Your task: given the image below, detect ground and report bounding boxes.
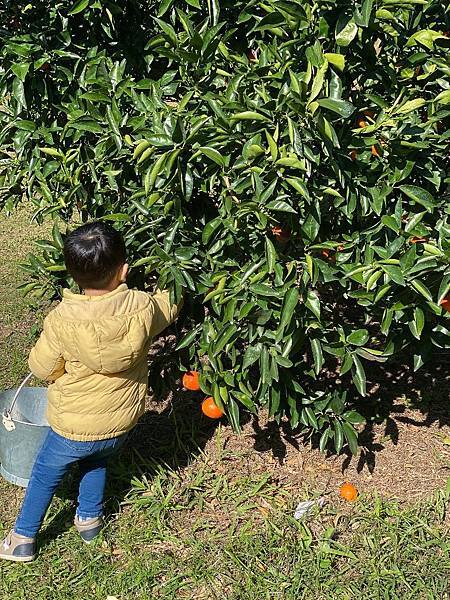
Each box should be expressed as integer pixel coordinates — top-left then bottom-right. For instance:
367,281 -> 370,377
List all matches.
0,208 -> 449,599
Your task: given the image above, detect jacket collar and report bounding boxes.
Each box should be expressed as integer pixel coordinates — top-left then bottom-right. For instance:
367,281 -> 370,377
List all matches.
62,283 -> 129,302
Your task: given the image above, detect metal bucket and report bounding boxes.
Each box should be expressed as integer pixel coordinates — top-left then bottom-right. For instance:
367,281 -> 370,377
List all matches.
0,374 -> 50,487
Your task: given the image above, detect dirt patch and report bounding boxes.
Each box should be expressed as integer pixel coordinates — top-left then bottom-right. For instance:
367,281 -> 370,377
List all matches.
128,350 -> 450,506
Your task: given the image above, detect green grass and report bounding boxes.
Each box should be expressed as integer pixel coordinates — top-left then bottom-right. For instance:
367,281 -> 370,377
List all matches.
0,207 -> 48,390
1,454 -> 449,600
0,208 -> 449,599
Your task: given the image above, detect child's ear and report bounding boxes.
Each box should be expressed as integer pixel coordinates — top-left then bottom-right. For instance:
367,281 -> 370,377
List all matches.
120,263 -> 129,283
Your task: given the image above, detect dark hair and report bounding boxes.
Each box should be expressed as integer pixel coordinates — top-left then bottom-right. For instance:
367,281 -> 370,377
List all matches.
63,221 -> 126,290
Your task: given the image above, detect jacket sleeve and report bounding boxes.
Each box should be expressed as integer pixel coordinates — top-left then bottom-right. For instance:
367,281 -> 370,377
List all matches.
146,288 -> 183,338
28,313 -> 66,382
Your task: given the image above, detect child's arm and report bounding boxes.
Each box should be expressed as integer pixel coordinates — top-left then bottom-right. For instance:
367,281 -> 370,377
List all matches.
28,313 -> 66,382
147,288 -> 183,337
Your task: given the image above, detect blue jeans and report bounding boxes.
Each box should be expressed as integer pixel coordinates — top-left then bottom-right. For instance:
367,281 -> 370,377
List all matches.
15,429 -> 127,538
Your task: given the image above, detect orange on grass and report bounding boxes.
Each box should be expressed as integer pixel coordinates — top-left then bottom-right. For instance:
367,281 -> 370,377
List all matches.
440,296 -> 450,313
271,225 -> 291,242
201,397 -> 224,419
182,370 -> 200,391
339,482 -> 358,502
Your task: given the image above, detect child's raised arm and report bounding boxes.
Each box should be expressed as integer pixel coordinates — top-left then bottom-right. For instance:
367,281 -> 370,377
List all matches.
146,288 -> 183,338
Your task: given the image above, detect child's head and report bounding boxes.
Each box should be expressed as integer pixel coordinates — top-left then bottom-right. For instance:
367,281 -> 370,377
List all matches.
64,222 -> 127,291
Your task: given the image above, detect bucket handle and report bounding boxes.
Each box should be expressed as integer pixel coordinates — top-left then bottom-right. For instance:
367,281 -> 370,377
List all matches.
2,373 -> 33,432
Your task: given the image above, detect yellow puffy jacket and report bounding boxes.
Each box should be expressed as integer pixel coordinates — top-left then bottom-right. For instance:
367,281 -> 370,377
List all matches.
28,284 -> 181,441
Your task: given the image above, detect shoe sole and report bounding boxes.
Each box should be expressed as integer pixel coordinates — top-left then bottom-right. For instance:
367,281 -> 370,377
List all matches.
0,553 -> 36,562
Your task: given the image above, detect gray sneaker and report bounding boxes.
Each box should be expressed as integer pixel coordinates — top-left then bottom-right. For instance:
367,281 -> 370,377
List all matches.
74,515 -> 103,544
0,531 -> 36,562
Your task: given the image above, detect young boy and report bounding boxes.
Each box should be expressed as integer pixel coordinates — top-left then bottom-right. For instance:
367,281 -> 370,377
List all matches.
1,221 -> 181,562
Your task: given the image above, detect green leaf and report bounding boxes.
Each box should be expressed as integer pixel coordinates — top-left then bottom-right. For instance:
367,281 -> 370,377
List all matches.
317,98 -> 355,118
202,217 -> 222,244
342,422 -> 359,455
265,236 -> 277,273
308,61 -> 328,103
305,406 -> 319,430
399,185 -> 436,211
11,62 -> 30,82
198,146 -> 225,167
410,279 -> 433,302
243,345 -> 261,369
213,323 -> 238,355
334,420 -> 344,453
352,354 -> 367,396
395,98 -> 426,115
323,53 -> 345,71
342,411 -> 365,425
414,307 -> 425,338
175,326 -> 200,350
336,18 -> 358,47
266,200 -> 296,213
69,0 -> 90,15
277,288 -> 299,338
305,289 -> 321,320
381,265 -> 405,286
158,0 -> 174,16
231,111 -> 269,122
347,329 -> 369,346
311,338 -> 324,374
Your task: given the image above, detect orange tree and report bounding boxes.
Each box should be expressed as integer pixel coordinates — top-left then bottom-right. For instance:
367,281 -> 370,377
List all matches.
1,0 -> 449,453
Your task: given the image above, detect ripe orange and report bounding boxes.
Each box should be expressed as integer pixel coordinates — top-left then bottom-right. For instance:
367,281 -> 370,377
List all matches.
321,249 -> 336,263
339,482 -> 358,501
440,296 -> 450,313
182,371 -> 200,391
356,116 -> 367,128
349,150 -> 358,161
201,397 -> 224,419
272,226 -> 291,242
371,144 -> 381,157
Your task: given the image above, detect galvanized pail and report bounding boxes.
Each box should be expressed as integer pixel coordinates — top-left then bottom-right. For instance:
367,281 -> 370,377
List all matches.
0,374 -> 50,487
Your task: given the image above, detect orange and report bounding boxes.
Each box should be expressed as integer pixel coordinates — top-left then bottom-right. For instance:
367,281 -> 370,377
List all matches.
321,249 -> 336,263
182,371 -> 200,391
409,236 -> 427,244
349,150 -> 358,161
440,296 -> 450,313
356,116 -> 367,128
371,144 -> 381,157
339,482 -> 358,501
201,397 -> 224,419
271,226 -> 291,242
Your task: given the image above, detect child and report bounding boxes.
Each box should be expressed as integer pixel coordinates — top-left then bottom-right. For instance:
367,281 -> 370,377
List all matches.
1,221 -> 181,562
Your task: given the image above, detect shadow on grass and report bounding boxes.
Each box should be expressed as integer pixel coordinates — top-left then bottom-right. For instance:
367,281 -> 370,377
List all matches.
38,349 -> 449,545
246,353 -> 449,475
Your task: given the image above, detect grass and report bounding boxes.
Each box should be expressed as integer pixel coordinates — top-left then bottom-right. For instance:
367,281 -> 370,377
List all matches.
0,207 -> 449,599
